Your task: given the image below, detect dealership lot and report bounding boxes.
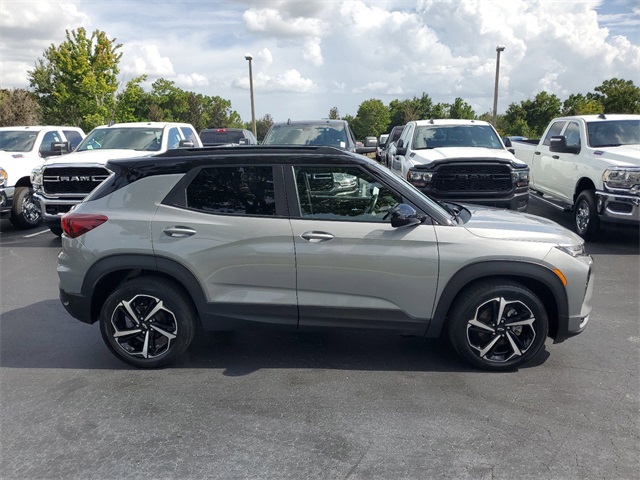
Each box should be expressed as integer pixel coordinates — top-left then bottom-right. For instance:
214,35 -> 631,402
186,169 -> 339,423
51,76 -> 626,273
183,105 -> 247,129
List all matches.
1,198 -> 638,479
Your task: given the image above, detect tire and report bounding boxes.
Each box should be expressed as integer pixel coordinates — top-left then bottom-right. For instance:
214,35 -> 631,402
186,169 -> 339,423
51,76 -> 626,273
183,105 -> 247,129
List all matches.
447,280 -> 548,371
574,190 -> 600,241
99,277 -> 197,368
49,225 -> 63,236
9,186 -> 41,229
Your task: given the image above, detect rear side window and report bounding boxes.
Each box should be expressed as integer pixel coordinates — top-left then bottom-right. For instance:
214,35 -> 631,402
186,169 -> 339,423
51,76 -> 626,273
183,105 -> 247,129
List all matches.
186,166 -> 276,216
63,130 -> 83,149
180,127 -> 198,144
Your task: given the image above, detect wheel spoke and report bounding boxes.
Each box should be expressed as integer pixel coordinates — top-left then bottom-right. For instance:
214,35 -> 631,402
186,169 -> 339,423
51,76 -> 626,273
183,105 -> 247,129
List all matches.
504,331 -> 523,357
505,317 -> 535,327
120,300 -> 141,326
141,331 -> 150,359
479,335 -> 502,358
468,318 -> 495,333
142,300 -> 165,323
113,328 -> 142,338
496,297 -> 508,323
150,324 -> 176,340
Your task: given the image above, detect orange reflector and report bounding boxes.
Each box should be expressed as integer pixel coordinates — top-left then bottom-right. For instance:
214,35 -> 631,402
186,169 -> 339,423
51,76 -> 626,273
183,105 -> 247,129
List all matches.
553,268 -> 567,287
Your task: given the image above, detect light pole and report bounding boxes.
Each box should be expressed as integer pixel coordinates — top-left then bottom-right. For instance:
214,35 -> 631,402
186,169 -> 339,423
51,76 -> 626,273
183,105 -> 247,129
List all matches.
245,53 -> 256,138
492,45 -> 505,127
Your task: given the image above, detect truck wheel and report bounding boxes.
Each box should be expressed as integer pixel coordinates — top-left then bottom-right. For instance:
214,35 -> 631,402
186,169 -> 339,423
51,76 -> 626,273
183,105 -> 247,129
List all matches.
99,277 -> 197,368
49,225 -> 63,236
574,190 -> 599,240
9,186 -> 41,229
447,280 -> 548,371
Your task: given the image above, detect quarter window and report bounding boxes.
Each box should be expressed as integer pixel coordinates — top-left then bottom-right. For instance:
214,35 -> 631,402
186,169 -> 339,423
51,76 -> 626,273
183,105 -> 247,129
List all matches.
186,166 -> 276,216
294,165 -> 401,222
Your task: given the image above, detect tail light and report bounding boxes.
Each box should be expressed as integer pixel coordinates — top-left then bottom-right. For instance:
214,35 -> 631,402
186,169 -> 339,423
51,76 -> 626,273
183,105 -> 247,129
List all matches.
61,213 -> 108,238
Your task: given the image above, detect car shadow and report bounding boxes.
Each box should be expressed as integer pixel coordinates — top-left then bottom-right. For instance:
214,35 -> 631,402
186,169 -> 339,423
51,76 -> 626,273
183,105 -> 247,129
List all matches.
0,300 -> 549,374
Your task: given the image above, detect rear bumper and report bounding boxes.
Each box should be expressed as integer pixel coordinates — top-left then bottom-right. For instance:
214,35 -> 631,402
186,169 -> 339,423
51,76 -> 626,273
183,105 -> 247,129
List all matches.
59,288 -> 94,324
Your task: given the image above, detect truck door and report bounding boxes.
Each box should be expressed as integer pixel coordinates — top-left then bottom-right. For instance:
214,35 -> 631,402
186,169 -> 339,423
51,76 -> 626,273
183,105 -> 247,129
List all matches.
551,121 -> 583,201
391,124 -> 413,179
534,121 -> 566,197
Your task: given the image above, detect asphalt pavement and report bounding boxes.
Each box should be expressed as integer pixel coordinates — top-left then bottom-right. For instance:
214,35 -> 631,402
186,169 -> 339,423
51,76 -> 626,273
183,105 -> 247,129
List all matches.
1,199 -> 638,479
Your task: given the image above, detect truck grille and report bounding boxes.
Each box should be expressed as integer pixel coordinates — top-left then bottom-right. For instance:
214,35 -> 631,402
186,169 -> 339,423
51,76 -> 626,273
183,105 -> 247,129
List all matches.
433,165 -> 512,193
42,167 -> 111,195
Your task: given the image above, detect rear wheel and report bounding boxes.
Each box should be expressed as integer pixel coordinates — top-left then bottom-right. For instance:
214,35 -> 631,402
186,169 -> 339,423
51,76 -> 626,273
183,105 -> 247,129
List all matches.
49,225 -> 63,236
448,280 -> 548,371
574,190 -> 600,240
9,186 -> 41,229
99,277 -> 197,368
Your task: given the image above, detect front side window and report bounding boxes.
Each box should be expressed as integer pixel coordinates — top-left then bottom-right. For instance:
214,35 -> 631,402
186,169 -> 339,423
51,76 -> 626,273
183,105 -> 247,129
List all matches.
180,127 -> 198,144
38,131 -> 62,154
186,166 -> 276,216
564,122 -> 581,149
294,165 -> 401,222
542,122 -> 566,146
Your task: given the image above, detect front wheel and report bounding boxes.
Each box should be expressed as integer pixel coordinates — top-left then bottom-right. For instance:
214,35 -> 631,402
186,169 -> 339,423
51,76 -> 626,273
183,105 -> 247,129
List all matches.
448,280 -> 548,371
99,277 -> 197,368
574,190 -> 600,240
9,186 -> 41,229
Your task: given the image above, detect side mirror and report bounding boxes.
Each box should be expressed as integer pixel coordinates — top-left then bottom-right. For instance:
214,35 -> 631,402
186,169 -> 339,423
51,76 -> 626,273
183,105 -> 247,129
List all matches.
50,141 -> 71,155
389,203 -> 422,228
364,136 -> 378,148
179,139 -> 195,148
238,138 -> 250,145
549,135 -> 580,154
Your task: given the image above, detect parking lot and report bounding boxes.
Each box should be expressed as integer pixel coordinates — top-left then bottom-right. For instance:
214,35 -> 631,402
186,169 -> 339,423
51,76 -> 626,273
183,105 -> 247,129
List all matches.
1,198 -> 638,479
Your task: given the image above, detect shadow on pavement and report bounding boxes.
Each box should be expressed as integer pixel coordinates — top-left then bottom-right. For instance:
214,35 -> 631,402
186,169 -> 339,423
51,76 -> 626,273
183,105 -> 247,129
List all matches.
1,300 -> 550,374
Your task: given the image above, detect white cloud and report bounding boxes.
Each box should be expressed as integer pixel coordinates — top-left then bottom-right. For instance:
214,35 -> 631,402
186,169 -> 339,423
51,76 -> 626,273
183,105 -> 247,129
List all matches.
120,43 -> 175,77
175,73 -> 209,88
302,38 -> 323,66
243,8 -> 326,37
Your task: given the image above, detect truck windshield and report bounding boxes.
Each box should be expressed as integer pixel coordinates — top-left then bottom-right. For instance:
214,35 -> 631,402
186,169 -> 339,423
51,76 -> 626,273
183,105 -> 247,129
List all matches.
77,128 -> 164,151
587,120 -> 640,148
0,131 -> 38,152
412,125 -> 503,150
264,124 -> 347,148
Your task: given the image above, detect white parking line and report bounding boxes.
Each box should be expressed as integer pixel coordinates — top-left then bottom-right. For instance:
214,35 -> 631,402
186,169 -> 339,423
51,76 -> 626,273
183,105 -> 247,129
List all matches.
23,229 -> 50,238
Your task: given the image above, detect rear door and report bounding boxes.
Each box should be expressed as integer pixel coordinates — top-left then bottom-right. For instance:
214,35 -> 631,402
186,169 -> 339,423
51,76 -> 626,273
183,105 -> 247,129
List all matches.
286,162 -> 439,333
152,164 -> 298,327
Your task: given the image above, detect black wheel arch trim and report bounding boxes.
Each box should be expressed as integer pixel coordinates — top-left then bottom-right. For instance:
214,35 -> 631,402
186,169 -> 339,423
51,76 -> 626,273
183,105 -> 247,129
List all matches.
80,254 -> 208,325
426,260 -> 569,340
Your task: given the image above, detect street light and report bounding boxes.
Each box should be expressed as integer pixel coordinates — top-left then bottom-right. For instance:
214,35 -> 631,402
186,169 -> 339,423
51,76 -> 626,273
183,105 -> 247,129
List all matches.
244,53 -> 256,138
492,44 -> 506,127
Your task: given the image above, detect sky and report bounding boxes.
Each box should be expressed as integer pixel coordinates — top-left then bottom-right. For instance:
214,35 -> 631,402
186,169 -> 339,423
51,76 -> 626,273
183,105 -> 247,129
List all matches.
1,0 -> 639,125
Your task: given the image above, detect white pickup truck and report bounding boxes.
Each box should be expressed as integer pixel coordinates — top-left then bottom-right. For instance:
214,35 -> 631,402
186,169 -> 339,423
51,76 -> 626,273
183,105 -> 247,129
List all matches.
511,114 -> 640,239
0,125 -> 85,229
390,119 -> 530,211
31,121 -> 202,235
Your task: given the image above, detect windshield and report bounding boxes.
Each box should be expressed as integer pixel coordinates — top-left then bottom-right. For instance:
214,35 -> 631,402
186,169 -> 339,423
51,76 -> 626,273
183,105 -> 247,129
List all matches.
412,125 -> 503,150
587,120 -> 640,148
77,127 -> 164,152
0,131 -> 38,152
264,124 -> 348,148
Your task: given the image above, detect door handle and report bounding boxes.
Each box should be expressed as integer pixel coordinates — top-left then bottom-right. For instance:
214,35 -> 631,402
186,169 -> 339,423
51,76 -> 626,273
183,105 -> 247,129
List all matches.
534,151 -> 541,155
552,155 -> 559,159
301,231 -> 334,243
163,226 -> 196,238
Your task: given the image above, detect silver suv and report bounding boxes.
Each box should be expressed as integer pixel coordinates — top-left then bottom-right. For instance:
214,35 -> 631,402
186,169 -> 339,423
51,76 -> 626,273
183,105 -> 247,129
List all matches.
58,146 -> 594,371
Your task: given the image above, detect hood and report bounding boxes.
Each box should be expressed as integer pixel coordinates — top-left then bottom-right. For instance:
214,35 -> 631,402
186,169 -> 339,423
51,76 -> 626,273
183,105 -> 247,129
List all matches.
412,147 -> 525,166
41,149 -> 155,167
462,204 -> 583,245
591,145 -> 640,167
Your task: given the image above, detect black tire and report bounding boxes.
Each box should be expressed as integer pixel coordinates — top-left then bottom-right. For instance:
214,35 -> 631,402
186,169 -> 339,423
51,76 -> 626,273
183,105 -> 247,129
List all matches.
9,186 -> 41,229
49,225 -> 63,236
574,190 -> 600,241
99,277 -> 197,368
447,280 -> 548,371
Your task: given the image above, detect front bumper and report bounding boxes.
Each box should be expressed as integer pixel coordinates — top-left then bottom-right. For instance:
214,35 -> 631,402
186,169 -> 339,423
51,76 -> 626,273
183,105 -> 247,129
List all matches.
596,189 -> 640,226
0,186 -> 15,216
34,192 -> 82,225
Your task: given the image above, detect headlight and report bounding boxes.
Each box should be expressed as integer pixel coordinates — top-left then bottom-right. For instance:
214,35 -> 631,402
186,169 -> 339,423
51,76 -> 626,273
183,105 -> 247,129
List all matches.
603,167 -> 640,191
407,170 -> 433,187
30,167 -> 43,187
511,169 -> 529,187
555,243 -> 586,257
0,168 -> 7,188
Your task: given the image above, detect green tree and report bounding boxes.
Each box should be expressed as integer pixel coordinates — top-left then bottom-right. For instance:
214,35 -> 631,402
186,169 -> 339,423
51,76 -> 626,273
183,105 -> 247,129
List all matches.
593,78 -> 640,113
115,75 -> 151,123
28,28 -> 122,131
502,91 -> 561,137
449,98 -> 475,119
255,113 -> 274,142
328,107 -> 340,119
562,93 -> 602,116
0,89 -> 42,126
351,98 -> 390,138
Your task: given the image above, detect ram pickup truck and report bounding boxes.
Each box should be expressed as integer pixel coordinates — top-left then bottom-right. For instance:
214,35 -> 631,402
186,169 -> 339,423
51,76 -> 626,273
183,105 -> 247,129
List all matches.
390,119 -> 530,211
32,121 -> 201,235
0,125 -> 85,229
511,114 -> 640,239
